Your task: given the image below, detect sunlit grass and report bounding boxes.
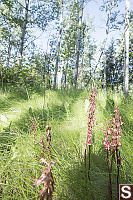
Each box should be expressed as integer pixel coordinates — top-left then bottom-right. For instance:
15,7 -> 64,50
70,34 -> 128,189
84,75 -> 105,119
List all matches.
0,87 -> 132,199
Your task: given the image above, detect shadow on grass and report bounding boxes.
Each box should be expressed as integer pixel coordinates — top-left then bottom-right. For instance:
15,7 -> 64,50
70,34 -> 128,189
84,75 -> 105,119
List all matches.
55,146 -> 127,200
0,88 -> 85,157
55,88 -> 85,103
0,83 -> 45,112
14,104 -> 67,132
105,95 -> 115,114
0,86 -> 84,113
119,96 -> 133,132
0,89 -> 85,199
0,126 -> 16,155
117,96 -> 133,183
0,103 -> 67,155
0,87 -> 30,112
8,89 -> 84,133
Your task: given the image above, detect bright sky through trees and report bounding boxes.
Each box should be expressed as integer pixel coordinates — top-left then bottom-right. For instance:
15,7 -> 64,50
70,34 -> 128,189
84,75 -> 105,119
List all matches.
34,0 -> 133,52
0,1 -> 133,197
84,0 -> 133,45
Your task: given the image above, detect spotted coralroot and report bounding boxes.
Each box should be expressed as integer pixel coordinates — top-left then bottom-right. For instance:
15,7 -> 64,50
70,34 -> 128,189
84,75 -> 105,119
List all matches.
103,105 -> 123,154
30,117 -> 40,132
34,158 -> 55,200
102,105 -> 123,200
40,137 -> 45,154
34,129 -> 54,200
86,89 -> 97,146
46,125 -> 52,158
46,125 -> 51,146
30,117 -> 40,143
40,125 -> 52,156
84,88 -> 97,178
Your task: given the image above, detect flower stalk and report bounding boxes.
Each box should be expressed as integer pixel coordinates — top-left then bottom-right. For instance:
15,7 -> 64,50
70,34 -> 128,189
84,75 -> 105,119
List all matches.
46,125 -> 52,158
30,116 -> 40,144
84,88 -> 97,179
34,159 -> 55,200
34,125 -> 54,200
102,105 -> 123,200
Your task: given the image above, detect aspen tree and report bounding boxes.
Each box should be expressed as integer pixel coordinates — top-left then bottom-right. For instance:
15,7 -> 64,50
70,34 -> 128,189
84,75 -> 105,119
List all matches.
74,0 -> 84,88
18,0 -> 30,67
123,0 -> 130,97
53,0 -> 63,89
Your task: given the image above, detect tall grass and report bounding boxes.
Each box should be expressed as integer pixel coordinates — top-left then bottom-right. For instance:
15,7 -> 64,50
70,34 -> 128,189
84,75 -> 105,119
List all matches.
0,86 -> 132,199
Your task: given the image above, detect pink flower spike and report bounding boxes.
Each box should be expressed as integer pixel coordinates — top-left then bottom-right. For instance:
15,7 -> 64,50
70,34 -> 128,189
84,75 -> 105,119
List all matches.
105,134 -> 108,141
40,137 -> 45,146
107,129 -> 110,134
40,158 -> 48,165
34,179 -> 42,187
112,133 -> 115,139
87,138 -> 92,145
111,139 -> 115,147
115,140 -> 118,147
118,139 -> 122,146
105,141 -> 110,150
103,139 -> 106,145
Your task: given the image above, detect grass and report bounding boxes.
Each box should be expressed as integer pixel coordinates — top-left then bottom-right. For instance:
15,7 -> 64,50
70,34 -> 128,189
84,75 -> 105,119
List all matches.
0,85 -> 133,199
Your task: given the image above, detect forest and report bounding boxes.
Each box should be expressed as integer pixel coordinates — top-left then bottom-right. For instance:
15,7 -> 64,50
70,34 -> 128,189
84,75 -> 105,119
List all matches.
0,0 -> 133,199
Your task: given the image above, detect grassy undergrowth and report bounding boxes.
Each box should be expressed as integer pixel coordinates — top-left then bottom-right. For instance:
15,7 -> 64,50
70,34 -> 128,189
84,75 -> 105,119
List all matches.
0,86 -> 133,199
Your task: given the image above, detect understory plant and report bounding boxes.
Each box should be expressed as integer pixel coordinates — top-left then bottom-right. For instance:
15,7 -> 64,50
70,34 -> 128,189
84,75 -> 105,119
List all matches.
30,116 -> 40,144
84,88 -> 97,179
34,125 -> 55,200
34,158 -> 55,200
46,125 -> 52,158
102,106 -> 123,200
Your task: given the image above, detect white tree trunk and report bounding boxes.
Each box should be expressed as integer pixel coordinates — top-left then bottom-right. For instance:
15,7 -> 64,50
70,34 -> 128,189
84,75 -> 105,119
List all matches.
18,0 -> 29,67
53,0 -> 63,89
6,31 -> 12,69
103,6 -> 111,90
123,0 -> 130,97
74,0 -> 84,88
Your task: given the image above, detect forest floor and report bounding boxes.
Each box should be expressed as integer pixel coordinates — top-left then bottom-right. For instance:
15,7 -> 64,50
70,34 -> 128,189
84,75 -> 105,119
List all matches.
0,85 -> 133,200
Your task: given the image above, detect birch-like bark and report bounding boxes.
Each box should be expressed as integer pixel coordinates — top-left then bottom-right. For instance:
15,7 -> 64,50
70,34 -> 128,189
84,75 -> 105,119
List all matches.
18,0 -> 29,67
64,56 -> 69,89
103,7 -> 110,90
74,0 -> 84,88
64,33 -> 70,89
1,68 -> 4,89
6,32 -> 12,69
46,61 -> 50,89
123,0 -> 130,98
53,0 -> 63,89
43,55 -> 46,110
63,12 -> 71,89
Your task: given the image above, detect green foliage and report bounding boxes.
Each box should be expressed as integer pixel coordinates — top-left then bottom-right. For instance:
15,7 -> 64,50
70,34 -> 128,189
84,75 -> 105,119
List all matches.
0,87 -> 132,199
0,0 -> 133,198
